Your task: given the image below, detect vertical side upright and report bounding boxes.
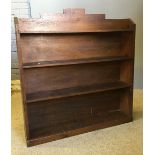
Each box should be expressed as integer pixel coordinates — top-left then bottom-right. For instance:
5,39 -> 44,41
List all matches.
14,17 -> 30,143
120,24 -> 136,119
129,24 -> 136,119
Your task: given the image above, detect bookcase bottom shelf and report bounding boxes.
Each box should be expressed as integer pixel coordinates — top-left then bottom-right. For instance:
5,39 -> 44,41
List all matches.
26,87 -> 132,146
27,110 -> 131,146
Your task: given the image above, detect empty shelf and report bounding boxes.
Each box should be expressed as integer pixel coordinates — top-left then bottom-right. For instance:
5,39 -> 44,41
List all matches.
23,56 -> 132,69
26,81 -> 131,103
28,110 -> 131,146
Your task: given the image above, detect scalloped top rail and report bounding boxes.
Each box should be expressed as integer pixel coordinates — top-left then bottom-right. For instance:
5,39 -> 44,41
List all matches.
14,9 -> 135,33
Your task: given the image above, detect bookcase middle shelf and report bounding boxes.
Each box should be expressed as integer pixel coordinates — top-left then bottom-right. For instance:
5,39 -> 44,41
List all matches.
26,81 -> 131,103
22,56 -> 133,69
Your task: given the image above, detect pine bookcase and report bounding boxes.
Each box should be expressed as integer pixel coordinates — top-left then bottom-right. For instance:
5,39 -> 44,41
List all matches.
15,8 -> 136,146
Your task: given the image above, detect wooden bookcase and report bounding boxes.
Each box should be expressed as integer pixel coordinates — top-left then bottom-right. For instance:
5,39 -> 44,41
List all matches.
14,8 -> 136,146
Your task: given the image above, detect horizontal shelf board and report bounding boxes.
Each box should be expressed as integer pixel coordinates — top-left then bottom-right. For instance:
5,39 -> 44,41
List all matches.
20,29 -> 134,34
23,56 -> 132,69
26,81 -> 131,103
28,110 -> 131,146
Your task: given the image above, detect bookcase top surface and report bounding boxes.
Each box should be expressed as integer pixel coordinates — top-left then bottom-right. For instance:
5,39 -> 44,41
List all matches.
14,8 -> 135,33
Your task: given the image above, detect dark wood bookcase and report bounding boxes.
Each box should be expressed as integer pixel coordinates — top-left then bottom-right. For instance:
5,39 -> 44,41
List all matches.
15,8 -> 136,146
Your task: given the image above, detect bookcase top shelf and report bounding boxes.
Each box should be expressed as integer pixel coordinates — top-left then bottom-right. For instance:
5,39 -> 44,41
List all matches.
15,15 -> 135,34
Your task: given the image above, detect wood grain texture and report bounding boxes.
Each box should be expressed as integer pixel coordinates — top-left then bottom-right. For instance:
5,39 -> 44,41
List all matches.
14,19 -> 30,140
27,89 -> 131,140
20,32 -> 122,63
22,56 -> 131,68
15,8 -> 135,146
26,81 -> 131,103
27,111 -> 131,146
18,18 -> 135,33
24,62 -> 120,94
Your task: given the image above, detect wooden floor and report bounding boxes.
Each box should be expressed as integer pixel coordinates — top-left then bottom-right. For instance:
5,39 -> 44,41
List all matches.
11,84 -> 142,155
